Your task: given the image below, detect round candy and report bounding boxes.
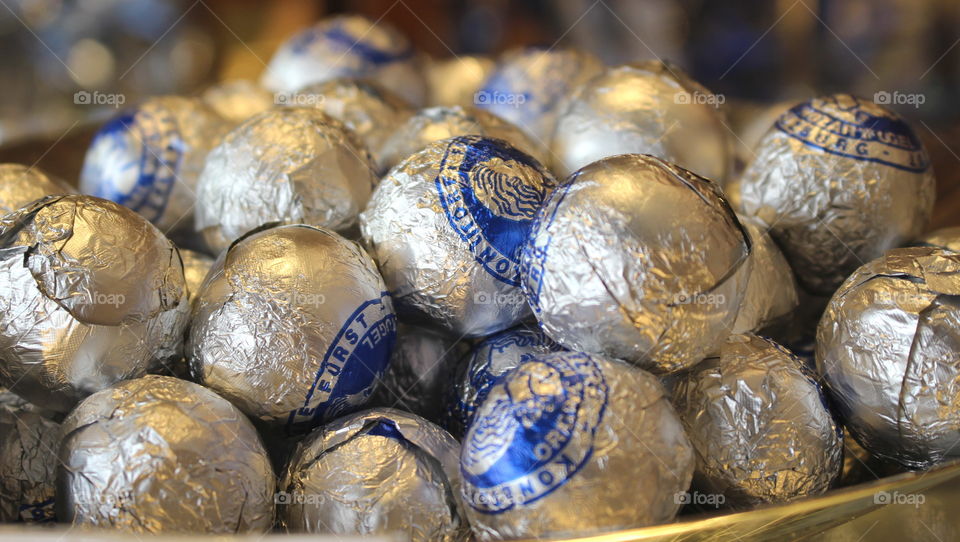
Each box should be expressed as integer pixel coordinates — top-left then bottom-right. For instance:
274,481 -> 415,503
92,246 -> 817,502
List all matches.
671,333 -> 842,508
426,55 -> 495,107
79,96 -> 229,234
739,94 -> 936,295
195,107 -> 377,254
0,163 -> 75,215
551,61 -> 732,181
188,224 -> 396,432
261,14 -> 427,107
0,392 -> 59,522
476,47 -> 603,142
0,195 -> 189,413
521,154 -> 750,373
201,79 -> 275,123
461,351 -> 693,540
279,408 -> 467,541
56,375 -> 275,533
445,325 -> 562,438
916,226 -> 960,252
731,216 -> 799,334
376,105 -> 547,174
361,135 -> 557,337
817,247 -> 960,469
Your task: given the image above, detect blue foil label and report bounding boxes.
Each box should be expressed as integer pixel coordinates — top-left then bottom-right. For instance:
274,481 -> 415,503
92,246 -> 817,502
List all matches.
436,136 -> 555,287
775,95 -> 930,173
461,352 -> 608,514
288,21 -> 412,66
519,177 -> 576,315
287,292 -> 397,431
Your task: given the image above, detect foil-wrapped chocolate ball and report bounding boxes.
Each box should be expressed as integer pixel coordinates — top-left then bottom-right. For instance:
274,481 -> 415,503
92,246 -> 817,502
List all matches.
445,325 -> 562,438
292,78 -> 413,169
0,164 -> 75,215
189,224 -> 396,432
201,79 -> 275,123
261,14 -> 426,107
0,195 -> 189,413
671,333 -> 843,508
361,135 -> 557,337
521,154 -> 750,373
376,105 -> 547,174
739,94 -> 936,295
476,47 -> 604,142
551,61 -> 732,181
461,351 -> 693,540
731,216 -> 799,334
279,408 -> 467,541
916,226 -> 960,252
79,96 -> 229,234
179,248 -> 213,306
817,247 -> 960,469
372,323 -> 467,424
57,375 -> 275,533
194,107 -> 377,253
0,393 -> 59,522
426,55 -> 495,107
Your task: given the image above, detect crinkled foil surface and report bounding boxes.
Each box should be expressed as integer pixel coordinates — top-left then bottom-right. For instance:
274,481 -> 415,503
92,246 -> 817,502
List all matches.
0,390 -> 59,522
426,55 -> 495,108
0,164 -> 76,216
178,248 -> 213,307
731,216 -> 799,334
57,375 -> 275,533
201,79 -> 274,124
817,246 -> 960,468
0,195 -> 188,413
521,154 -> 750,373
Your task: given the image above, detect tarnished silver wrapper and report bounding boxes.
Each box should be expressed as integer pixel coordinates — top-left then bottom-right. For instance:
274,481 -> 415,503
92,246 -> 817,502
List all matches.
376,105 -> 548,175
551,61 -> 732,182
476,47 -> 604,143
731,216 -> 799,334
361,135 -> 557,337
279,407 -> 468,541
445,325 -> 562,438
916,226 -> 960,252
201,79 -> 274,123
292,78 -> 414,170
189,224 -> 396,432
261,14 -> 427,107
817,247 -> 960,469
521,154 -> 750,373
372,324 -> 467,424
739,94 -> 936,295
194,107 -> 377,254
0,164 -> 75,216
179,248 -> 213,307
427,55 -> 496,107
79,96 -> 229,234
461,351 -> 694,540
0,392 -> 59,522
671,333 -> 843,509
0,195 -> 189,413
57,375 -> 275,533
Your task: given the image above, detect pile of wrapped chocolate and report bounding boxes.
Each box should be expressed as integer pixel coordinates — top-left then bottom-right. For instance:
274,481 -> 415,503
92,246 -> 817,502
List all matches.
2,13 -> 959,541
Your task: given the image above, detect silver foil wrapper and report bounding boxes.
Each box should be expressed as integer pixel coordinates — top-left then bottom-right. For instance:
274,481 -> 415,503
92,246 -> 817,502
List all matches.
79,96 -> 229,235
426,55 -> 496,107
279,407 -> 468,541
476,47 -> 604,143
201,79 -> 275,124
739,94 -> 936,295
671,333 -> 843,509
376,105 -> 548,175
731,216 -> 799,334
817,246 -> 960,469
261,14 -> 427,107
0,164 -> 75,216
179,248 -> 213,307
0,392 -> 59,522
194,107 -> 378,254
0,195 -> 189,413
361,135 -> 557,337
461,351 -> 693,540
189,224 -> 397,432
551,61 -> 732,182
57,375 -> 275,533
916,226 -> 960,252
445,325 -> 562,438
372,323 -> 467,424
521,154 -> 750,373
292,78 -> 414,170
